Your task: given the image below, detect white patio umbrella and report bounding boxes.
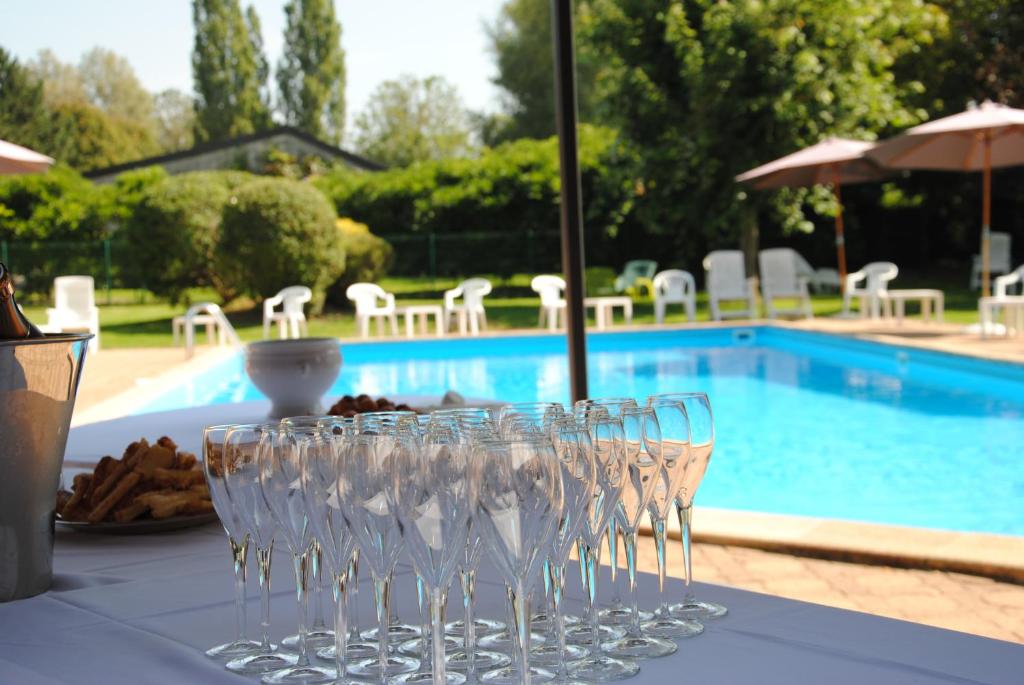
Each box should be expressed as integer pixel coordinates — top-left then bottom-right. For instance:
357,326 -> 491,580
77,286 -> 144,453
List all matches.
869,101 -> 1024,297
736,137 -> 887,290
0,138 -> 54,175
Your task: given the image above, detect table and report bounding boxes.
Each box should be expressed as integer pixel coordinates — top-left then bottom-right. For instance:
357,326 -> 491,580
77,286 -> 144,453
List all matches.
3,404 -> 1022,684
584,296 -> 634,331
979,295 -> 1024,339
396,304 -> 445,338
880,289 -> 944,325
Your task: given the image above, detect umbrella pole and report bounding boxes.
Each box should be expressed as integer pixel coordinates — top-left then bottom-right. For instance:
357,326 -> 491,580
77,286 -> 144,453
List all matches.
551,0 -> 588,402
833,167 -> 848,295
981,131 -> 992,298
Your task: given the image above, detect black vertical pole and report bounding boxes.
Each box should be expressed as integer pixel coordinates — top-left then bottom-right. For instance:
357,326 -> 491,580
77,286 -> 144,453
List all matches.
551,0 -> 588,402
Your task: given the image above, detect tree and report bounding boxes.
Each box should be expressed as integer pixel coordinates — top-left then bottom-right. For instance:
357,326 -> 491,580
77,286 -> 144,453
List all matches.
153,89 -> 197,151
47,101 -> 159,171
580,0 -> 947,268
276,0 -> 347,144
0,48 -> 50,152
28,49 -> 86,107
352,75 -> 472,167
78,47 -> 155,123
191,0 -> 272,142
485,0 -> 599,142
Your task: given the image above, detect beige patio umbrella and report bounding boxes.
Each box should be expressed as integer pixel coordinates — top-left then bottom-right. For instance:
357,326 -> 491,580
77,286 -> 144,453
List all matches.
869,101 -> 1024,297
0,138 -> 54,175
736,137 -> 887,291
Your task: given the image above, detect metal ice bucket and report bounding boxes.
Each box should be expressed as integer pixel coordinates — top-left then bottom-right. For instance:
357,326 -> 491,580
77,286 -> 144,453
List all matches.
0,333 -> 91,602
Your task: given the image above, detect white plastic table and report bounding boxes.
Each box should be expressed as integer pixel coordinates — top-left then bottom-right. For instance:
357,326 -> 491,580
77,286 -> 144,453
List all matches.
979,295 -> 1024,338
1,402 -> 1021,684
396,304 -> 445,338
584,296 -> 634,330
880,289 -> 944,325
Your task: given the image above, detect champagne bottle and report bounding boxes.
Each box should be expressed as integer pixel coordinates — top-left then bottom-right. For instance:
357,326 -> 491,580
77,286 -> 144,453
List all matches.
0,262 -> 44,339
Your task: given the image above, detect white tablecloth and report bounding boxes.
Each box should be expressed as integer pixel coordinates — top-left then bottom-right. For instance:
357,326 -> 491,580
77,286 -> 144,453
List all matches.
1,403 -> 1021,684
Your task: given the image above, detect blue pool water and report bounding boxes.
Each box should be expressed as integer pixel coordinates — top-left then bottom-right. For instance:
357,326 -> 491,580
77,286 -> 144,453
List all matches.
142,327 -> 1024,535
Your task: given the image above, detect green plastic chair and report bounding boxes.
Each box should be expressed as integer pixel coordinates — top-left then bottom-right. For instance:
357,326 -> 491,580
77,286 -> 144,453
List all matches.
614,260 -> 658,298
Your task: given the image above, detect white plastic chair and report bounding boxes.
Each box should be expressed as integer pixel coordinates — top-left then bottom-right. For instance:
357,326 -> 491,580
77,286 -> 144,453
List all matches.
652,269 -> 696,323
45,276 -> 100,352
703,251 -> 758,321
346,283 -> 398,338
173,302 -> 242,359
843,262 -> 899,319
979,264 -> 1024,337
970,231 -> 1012,289
994,264 -> 1024,297
758,248 -> 813,320
531,275 -> 566,332
263,285 -> 312,339
443,278 -> 492,335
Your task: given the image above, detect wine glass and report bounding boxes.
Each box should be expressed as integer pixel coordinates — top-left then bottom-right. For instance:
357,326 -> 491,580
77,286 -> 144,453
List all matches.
336,433 -> 419,683
221,424 -> 300,675
297,422 -> 363,684
530,417 -> 596,682
391,425 -> 472,685
202,424 -> 262,660
566,412 -> 638,682
472,438 -> 563,685
649,393 -> 727,620
601,407 -> 676,659
257,425 -> 334,684
643,401 -> 704,639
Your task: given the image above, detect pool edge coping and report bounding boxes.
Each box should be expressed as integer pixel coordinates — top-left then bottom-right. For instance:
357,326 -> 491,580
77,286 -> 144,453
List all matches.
641,507 -> 1024,584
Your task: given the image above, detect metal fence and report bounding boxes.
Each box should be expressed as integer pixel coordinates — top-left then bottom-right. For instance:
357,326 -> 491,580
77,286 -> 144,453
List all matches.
2,239 -> 121,304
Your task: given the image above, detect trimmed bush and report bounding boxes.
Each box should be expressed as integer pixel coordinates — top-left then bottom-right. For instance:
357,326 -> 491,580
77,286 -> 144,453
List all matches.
326,219 -> 394,308
218,178 -> 344,311
121,171 -> 255,303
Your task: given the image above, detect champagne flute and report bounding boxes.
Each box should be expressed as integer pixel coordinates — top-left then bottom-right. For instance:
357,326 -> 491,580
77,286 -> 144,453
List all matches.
202,425 -> 262,660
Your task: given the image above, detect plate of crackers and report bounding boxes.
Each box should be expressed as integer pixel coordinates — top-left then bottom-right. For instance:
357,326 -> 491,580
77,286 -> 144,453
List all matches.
56,436 -> 218,534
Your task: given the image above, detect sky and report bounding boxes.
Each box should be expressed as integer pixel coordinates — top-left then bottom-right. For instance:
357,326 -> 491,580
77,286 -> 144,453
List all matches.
1,0 -> 508,130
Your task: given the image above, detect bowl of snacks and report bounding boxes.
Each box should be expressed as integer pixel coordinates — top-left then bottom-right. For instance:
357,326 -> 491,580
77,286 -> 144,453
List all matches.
245,338 -> 342,419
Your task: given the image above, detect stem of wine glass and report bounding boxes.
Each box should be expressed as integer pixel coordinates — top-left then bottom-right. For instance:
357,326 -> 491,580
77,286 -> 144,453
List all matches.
333,571 -> 349,682
585,542 -> 602,648
541,558 -> 552,617
230,535 -> 249,643
623,529 -> 641,635
676,498 -> 695,603
650,511 -> 670,614
312,541 -> 327,631
507,581 -> 531,685
256,543 -> 274,651
551,562 -> 569,679
460,568 -> 477,682
607,518 -> 619,590
373,573 -> 391,685
347,551 -> 361,642
430,587 -> 447,685
293,551 -> 312,667
417,574 -> 430,665
575,538 -> 589,596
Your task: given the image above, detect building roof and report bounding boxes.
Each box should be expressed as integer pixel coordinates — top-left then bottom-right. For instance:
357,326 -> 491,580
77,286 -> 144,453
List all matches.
83,125 -> 384,178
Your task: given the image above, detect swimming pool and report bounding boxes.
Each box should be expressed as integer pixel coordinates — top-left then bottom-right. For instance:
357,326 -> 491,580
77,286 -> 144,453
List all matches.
142,326 -> 1024,535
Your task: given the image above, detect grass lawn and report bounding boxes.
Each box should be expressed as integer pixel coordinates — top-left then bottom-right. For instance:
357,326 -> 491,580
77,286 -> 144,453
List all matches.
22,273 -> 984,349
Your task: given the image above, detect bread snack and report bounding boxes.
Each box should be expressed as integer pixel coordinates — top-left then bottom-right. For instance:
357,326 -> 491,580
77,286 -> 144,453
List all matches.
327,394 -> 417,418
57,437 -> 214,524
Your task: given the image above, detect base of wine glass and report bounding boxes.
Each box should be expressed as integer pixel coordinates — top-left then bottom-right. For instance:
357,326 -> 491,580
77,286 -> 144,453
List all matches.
564,623 -> 625,646
205,637 -> 262,659
226,649 -> 297,675
282,629 -> 335,650
598,606 -> 653,626
530,642 -> 589,665
480,664 -> 555,684
477,630 -> 545,651
394,671 -> 467,685
361,623 -> 422,642
260,663 -> 336,685
348,654 -> 420,679
398,635 -> 463,657
642,614 -> 704,639
670,598 -> 728,620
567,654 -> 639,682
602,632 -> 677,659
314,641 -> 379,662
445,618 -> 506,636
446,648 -> 511,672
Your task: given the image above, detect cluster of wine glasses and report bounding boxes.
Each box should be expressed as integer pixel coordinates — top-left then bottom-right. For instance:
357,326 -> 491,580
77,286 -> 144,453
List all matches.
201,393 -> 724,685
